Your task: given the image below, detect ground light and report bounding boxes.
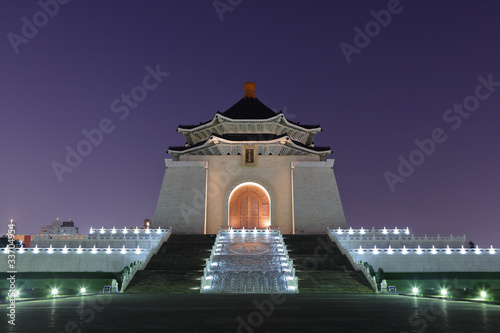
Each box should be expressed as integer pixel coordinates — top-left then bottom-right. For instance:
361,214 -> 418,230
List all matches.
51,288 -> 58,296
441,289 -> 447,296
480,291 -> 487,299
80,287 -> 86,294
412,287 -> 419,295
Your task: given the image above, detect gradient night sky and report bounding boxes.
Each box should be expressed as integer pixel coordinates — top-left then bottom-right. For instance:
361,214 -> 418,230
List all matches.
1,1 -> 499,246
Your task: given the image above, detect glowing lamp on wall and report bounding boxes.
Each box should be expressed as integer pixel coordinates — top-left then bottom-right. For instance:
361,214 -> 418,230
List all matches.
357,246 -> 364,255
405,227 -> 410,235
372,246 -> 379,255
134,227 -> 139,234
157,227 -> 162,234
100,227 -> 105,234
91,246 -> 97,254
445,245 -> 451,254
360,227 -> 365,235
431,246 -> 437,254
348,227 -> 354,234
387,245 -> 394,255
123,227 -> 128,234
106,245 -> 112,254
401,246 -> 408,255
89,227 -> 94,234
111,227 -> 117,234
475,245 -> 481,255
416,245 -> 422,255
62,245 -> 68,254
33,245 -> 40,254
121,245 -> 127,254
394,227 -> 399,235
77,245 -> 83,254
47,245 -> 54,254
336,227 -> 342,234
489,246 -> 496,254
135,246 -> 141,254
460,246 -> 466,254
382,227 -> 388,235
18,246 -> 25,254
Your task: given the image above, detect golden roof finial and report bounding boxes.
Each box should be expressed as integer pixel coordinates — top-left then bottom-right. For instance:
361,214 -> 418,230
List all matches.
243,82 -> 256,98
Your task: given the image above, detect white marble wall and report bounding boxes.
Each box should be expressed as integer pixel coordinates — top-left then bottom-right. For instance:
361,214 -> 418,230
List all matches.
293,160 -> 346,233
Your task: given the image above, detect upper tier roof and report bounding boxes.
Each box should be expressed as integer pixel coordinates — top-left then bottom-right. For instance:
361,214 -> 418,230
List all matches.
220,96 -> 277,119
178,82 -> 320,131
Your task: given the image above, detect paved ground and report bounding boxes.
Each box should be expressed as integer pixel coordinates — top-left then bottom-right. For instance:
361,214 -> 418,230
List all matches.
1,293 -> 500,332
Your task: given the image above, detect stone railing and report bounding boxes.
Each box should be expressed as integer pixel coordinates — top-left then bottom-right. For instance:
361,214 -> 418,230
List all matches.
328,231 -> 378,292
32,234 -> 87,241
120,229 -> 172,292
348,245 -> 498,256
331,227 -> 411,236
88,227 -> 168,238
3,244 -> 149,254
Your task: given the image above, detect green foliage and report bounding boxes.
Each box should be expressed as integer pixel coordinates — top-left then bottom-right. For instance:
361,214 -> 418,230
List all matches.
363,262 -> 375,276
473,281 -> 491,291
375,268 -> 385,284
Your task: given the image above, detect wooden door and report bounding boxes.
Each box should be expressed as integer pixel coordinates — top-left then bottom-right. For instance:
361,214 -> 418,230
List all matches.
229,185 -> 269,229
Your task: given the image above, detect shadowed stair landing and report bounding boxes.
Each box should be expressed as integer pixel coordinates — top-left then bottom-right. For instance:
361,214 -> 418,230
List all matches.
284,235 -> 374,293
125,234 -> 215,293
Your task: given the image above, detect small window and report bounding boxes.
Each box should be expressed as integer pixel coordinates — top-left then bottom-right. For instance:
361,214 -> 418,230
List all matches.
245,149 -> 255,163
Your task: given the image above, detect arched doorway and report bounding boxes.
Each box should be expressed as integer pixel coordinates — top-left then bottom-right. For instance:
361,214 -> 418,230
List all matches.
229,183 -> 270,229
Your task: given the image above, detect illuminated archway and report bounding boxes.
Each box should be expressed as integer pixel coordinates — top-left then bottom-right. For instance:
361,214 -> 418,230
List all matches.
228,182 -> 271,229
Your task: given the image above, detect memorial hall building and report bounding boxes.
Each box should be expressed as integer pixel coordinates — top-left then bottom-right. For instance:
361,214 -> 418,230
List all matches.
153,82 -> 347,234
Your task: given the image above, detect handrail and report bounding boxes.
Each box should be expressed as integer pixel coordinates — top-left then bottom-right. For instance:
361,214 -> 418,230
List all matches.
120,229 -> 172,292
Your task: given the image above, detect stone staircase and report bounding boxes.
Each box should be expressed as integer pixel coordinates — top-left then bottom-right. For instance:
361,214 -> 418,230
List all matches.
201,229 -> 297,293
283,235 -> 374,293
124,234 -> 215,293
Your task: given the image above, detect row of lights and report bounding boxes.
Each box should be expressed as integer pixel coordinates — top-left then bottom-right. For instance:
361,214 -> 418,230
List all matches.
5,245 -> 143,254
356,245 -> 496,255
9,287 -> 88,299
336,227 -> 411,235
90,226 -> 165,235
227,227 -> 272,233
411,287 -> 488,299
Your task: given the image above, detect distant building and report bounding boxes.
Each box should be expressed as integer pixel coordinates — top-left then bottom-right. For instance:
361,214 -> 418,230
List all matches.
14,235 -> 32,248
40,219 -> 79,235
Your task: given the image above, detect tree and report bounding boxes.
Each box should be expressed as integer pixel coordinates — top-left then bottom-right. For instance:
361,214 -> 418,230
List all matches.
375,268 -> 385,284
0,236 -> 22,248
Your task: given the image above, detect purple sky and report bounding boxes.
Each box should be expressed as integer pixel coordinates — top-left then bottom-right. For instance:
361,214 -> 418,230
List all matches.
1,1 -> 499,246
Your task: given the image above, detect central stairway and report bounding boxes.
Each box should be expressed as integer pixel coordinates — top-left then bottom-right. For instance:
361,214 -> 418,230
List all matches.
284,234 -> 374,293
125,234 -> 215,293
201,229 -> 298,293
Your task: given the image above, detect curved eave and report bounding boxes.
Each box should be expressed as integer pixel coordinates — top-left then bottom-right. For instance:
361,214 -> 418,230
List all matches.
177,113 -> 322,134
168,134 -> 331,156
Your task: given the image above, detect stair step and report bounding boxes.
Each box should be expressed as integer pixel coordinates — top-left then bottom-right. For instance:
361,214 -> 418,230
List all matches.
124,234 -> 216,293
283,235 -> 374,293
